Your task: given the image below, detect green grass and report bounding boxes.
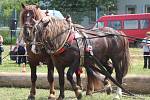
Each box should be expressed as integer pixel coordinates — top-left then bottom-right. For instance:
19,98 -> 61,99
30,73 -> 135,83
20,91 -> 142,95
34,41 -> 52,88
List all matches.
0,45 -> 48,73
0,46 -> 150,100
1,45 -> 150,75
0,87 -> 149,100
128,48 -> 150,75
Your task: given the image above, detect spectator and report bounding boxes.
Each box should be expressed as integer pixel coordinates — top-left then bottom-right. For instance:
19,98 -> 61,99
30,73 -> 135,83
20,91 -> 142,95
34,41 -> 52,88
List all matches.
142,32 -> 150,69
16,36 -> 27,67
10,45 -> 18,61
0,35 -> 4,64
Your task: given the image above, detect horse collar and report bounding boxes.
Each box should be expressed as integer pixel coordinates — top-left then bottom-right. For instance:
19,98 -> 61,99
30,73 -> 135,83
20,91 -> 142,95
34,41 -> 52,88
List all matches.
52,32 -> 75,55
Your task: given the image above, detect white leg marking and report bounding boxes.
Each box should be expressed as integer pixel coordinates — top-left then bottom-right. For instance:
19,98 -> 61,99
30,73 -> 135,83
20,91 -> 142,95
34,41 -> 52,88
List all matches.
113,87 -> 122,100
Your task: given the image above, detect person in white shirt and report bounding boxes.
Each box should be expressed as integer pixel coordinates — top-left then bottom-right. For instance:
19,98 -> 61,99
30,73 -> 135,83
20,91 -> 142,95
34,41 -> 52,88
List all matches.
142,32 -> 150,69
0,35 -> 4,64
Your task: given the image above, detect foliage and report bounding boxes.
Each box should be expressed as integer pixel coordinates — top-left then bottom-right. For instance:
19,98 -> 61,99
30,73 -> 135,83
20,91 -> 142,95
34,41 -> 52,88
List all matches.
50,0 -> 117,14
0,0 -> 39,22
0,28 -> 17,45
0,0 -> 118,17
3,36 -> 16,45
0,0 -> 117,27
50,0 -> 117,24
0,0 -> 116,44
0,29 -> 9,37
0,0 -> 23,17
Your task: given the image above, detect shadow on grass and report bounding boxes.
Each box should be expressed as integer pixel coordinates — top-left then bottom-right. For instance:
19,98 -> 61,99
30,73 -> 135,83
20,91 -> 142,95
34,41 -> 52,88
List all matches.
35,96 -> 76,100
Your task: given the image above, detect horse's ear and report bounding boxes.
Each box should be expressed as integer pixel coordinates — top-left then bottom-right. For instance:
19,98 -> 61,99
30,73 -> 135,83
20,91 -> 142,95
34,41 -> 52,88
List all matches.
43,20 -> 50,28
65,14 -> 72,24
21,3 -> 26,9
36,5 -> 39,9
32,18 -> 37,25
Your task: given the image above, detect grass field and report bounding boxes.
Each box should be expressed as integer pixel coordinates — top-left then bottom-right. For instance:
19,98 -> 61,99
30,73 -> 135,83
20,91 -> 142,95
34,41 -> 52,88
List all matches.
0,45 -> 48,73
0,45 -> 150,100
0,87 -> 150,100
1,45 -> 150,75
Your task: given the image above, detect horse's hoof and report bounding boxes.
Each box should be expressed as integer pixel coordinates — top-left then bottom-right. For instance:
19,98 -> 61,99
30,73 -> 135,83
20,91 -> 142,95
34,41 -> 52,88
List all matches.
77,93 -> 82,100
113,95 -> 120,100
78,85 -> 83,90
28,95 -> 35,100
105,86 -> 112,95
86,90 -> 92,95
48,94 -> 56,100
75,89 -> 82,100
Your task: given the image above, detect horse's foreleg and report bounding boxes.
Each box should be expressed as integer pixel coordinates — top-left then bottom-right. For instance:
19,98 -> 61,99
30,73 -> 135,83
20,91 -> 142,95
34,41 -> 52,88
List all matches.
56,67 -> 65,100
104,79 -> 112,95
28,65 -> 37,100
113,62 -> 123,100
115,72 -> 123,100
47,64 -> 56,100
85,61 -> 112,95
104,63 -> 113,95
86,73 -> 94,95
75,68 -> 83,90
67,62 -> 82,100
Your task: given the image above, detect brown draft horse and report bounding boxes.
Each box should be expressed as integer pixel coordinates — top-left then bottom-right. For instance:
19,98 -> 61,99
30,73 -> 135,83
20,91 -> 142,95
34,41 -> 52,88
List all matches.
20,4 -> 56,100
31,16 -> 130,100
20,4 -> 84,100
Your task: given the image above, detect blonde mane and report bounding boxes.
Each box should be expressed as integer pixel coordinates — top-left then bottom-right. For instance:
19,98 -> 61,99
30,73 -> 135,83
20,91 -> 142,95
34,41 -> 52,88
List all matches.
42,16 -> 71,38
36,16 -> 72,53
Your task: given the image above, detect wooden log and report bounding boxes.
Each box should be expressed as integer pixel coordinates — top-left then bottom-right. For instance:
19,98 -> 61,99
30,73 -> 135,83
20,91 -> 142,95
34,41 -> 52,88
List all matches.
0,72 -> 150,94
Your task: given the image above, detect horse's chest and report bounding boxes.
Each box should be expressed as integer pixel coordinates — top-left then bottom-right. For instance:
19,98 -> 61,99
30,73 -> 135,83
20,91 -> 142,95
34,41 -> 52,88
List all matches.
54,50 -> 79,66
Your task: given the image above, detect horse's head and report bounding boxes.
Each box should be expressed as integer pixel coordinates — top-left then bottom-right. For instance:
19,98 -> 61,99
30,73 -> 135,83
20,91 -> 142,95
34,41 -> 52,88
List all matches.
20,3 -> 42,42
31,18 -> 50,54
31,16 -> 72,54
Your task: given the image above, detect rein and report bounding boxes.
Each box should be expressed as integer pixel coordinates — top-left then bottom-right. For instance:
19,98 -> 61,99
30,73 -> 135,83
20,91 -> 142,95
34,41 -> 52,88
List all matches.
77,28 -> 150,42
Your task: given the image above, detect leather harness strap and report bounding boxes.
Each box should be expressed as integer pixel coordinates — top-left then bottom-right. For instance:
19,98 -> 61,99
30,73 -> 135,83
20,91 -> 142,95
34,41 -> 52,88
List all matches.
51,28 -> 93,67
75,31 -> 85,66
53,31 -> 75,55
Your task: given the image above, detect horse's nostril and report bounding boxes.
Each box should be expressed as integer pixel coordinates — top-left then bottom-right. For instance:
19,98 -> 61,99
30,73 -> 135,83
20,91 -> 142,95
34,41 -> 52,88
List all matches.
27,31 -> 30,36
25,22 -> 30,26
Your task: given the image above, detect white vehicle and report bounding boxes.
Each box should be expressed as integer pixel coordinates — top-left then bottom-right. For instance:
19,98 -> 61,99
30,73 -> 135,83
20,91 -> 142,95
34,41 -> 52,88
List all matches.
42,10 -> 64,19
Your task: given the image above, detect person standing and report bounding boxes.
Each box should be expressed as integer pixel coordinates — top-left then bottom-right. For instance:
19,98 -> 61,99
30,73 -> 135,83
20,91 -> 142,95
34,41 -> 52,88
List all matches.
142,32 -> 150,69
0,35 -> 4,64
16,35 -> 27,67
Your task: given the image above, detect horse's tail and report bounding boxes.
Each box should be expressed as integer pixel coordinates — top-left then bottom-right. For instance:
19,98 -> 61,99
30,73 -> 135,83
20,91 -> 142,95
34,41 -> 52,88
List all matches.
121,32 -> 130,77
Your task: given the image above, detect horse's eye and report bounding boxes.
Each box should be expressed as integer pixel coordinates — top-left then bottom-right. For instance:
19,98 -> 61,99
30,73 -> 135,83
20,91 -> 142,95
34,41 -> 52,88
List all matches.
26,11 -> 33,17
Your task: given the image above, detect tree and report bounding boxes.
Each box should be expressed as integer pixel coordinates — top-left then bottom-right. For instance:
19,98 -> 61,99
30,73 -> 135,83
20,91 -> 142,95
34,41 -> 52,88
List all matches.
0,0 -> 39,19
0,0 -> 117,27
50,0 -> 117,24
50,0 -> 117,13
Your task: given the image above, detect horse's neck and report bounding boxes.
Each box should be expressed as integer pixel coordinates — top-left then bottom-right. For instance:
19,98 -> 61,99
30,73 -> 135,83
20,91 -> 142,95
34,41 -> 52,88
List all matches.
53,30 -> 70,51
48,25 -> 71,52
